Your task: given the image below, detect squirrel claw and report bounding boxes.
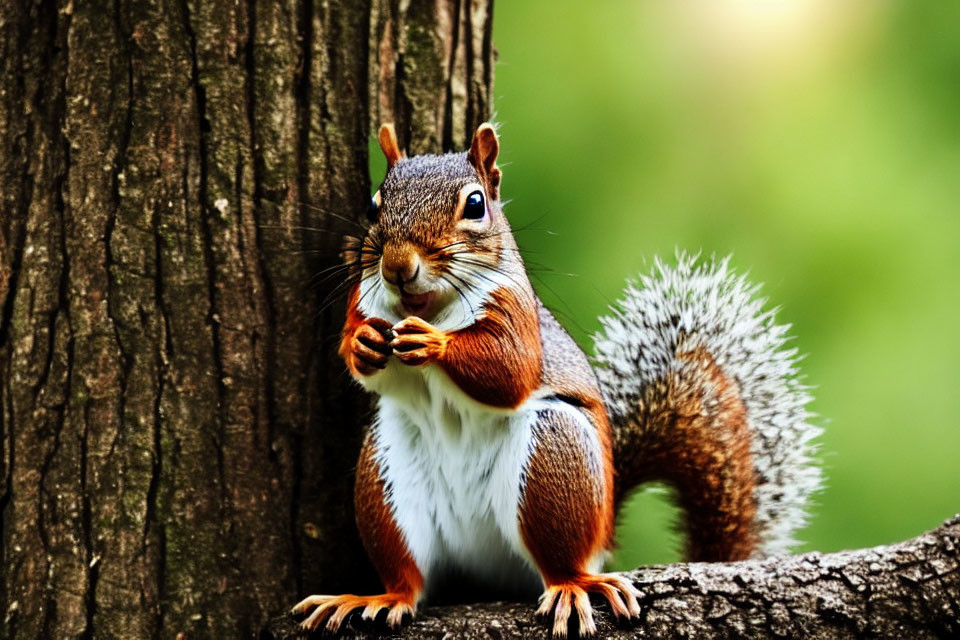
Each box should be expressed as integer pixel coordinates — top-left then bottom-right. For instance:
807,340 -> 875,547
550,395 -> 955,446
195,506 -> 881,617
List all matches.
392,316 -> 434,335
390,317 -> 449,365
293,592 -> 416,633
537,574 -> 641,638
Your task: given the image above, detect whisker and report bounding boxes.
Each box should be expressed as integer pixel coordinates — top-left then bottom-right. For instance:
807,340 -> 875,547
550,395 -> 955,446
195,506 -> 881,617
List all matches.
441,266 -> 481,295
283,248 -> 348,256
314,270 -> 378,319
448,254 -> 584,334
251,194 -> 369,232
440,267 -> 483,316
343,272 -> 383,318
438,273 -> 475,321
312,269 -> 358,306
257,223 -> 347,236
307,261 -> 361,286
449,264 -> 533,310
510,213 -> 554,234
310,269 -> 359,299
430,239 -> 473,255
306,208 -> 367,233
526,273 -> 590,336
449,255 -> 530,294
309,260 -> 377,289
449,263 -> 515,294
429,226 -> 545,258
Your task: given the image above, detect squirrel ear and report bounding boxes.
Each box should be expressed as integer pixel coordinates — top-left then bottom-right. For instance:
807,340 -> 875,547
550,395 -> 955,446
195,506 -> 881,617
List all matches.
378,123 -> 404,168
468,123 -> 501,199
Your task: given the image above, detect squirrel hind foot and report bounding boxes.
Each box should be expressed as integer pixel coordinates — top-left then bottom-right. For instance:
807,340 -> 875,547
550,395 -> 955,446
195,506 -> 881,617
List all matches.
536,573 -> 641,637
292,592 -> 415,633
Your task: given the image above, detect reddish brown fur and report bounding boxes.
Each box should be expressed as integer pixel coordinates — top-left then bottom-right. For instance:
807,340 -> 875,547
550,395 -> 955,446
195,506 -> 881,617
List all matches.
341,285 -> 366,375
467,124 -> 502,199
354,432 -> 424,597
343,277 -> 542,411
438,286 -> 542,408
341,285 -> 393,378
519,408 -> 609,584
391,316 -> 451,366
630,346 -> 757,560
338,124 -> 641,635
388,286 -> 541,408
294,433 -> 422,632
378,123 -> 404,168
535,306 -> 616,555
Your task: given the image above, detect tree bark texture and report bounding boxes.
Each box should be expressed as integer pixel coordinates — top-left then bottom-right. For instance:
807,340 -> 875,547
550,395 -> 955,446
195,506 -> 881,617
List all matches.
260,516 -> 960,640
0,1 -> 493,638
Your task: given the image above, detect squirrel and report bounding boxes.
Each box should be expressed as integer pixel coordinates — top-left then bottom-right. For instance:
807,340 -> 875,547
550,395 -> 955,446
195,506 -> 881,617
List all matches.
292,123 -> 822,637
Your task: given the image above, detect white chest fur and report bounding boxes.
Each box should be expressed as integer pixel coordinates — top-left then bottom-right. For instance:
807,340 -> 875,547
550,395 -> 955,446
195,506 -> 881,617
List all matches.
366,360 -> 545,597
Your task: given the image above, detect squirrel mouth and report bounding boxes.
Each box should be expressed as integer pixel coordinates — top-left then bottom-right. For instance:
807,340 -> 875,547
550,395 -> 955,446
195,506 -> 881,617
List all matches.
400,290 -> 434,315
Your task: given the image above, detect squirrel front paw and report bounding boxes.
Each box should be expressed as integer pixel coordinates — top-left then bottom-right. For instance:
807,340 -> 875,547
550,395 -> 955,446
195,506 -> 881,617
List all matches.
390,317 -> 450,366
348,317 -> 394,376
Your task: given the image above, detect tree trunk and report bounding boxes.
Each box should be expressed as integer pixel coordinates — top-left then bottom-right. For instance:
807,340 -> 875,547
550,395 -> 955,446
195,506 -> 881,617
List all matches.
0,1 -> 493,638
261,516 -> 960,640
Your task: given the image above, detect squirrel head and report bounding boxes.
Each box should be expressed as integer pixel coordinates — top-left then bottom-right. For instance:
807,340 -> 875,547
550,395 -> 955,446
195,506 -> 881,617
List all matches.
348,123 -> 517,322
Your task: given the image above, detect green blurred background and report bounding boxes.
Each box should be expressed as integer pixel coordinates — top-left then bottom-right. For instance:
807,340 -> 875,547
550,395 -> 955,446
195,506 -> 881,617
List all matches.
490,1 -> 960,567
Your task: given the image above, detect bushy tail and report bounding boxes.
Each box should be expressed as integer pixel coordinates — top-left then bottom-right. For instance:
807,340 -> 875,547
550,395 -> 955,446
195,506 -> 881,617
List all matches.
593,253 -> 821,561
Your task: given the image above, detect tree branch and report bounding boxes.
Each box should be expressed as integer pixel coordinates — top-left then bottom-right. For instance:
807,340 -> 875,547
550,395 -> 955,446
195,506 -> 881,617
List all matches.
260,515 -> 960,639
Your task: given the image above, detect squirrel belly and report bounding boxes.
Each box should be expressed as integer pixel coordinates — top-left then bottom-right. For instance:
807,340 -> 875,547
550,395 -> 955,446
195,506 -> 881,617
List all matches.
346,271 -> 616,598
369,392 -> 586,599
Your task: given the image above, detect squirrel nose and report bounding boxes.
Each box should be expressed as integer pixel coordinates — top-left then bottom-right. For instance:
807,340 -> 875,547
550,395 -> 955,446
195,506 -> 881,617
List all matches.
381,243 -> 420,288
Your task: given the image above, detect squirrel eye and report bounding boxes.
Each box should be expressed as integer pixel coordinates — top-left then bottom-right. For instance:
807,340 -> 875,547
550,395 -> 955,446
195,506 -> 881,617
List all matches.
462,190 -> 485,220
366,196 -> 379,223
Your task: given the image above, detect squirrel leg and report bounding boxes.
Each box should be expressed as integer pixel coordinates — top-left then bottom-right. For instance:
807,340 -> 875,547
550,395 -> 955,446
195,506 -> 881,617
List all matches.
519,405 -> 639,637
293,432 -> 423,633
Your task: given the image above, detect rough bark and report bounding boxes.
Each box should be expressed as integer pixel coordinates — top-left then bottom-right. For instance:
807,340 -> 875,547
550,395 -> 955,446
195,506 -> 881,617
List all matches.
0,1 -> 493,638
4,2 -> 955,640
260,515 -> 960,640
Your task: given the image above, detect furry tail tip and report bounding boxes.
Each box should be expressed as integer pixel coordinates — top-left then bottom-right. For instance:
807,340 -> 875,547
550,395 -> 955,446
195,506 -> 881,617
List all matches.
593,253 -> 822,559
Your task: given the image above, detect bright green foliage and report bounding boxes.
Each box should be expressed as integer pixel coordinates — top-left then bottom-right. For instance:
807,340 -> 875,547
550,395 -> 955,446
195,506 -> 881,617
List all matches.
492,1 -> 960,566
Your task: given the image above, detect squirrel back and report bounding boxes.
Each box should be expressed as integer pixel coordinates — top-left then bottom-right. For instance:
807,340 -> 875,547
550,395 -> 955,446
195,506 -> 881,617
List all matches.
594,254 -> 822,559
